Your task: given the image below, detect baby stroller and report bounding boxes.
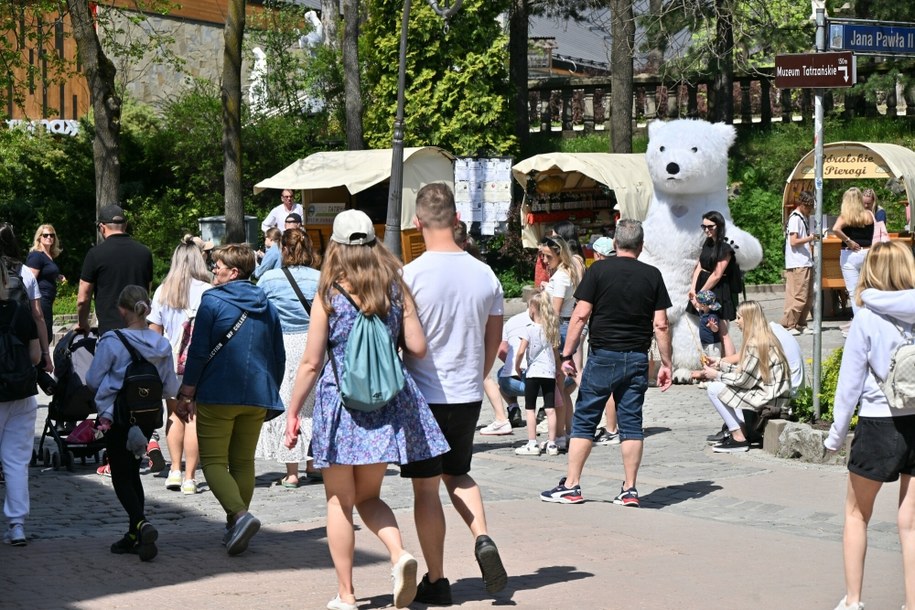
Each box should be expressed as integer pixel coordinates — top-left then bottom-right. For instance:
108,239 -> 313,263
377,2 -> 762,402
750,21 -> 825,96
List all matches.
35,329 -> 104,471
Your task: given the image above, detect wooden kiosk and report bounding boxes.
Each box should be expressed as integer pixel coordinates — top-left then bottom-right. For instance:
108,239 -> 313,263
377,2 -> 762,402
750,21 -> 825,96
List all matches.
253,147 -> 456,263
783,142 -> 915,313
511,153 -> 654,260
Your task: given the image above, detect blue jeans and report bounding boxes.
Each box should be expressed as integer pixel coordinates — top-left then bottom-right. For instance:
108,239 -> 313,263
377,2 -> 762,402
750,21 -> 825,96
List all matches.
571,349 -> 649,441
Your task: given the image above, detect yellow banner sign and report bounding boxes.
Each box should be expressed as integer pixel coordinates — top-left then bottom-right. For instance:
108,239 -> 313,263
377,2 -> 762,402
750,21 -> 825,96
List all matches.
796,146 -> 894,180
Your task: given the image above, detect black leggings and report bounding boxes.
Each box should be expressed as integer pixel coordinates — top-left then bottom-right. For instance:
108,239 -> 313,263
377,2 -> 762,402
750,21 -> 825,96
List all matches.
524,377 -> 556,411
105,424 -> 150,533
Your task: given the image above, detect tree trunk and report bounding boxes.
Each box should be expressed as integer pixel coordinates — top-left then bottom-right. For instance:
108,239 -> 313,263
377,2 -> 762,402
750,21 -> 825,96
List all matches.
223,0 -> 246,244
342,0 -> 364,150
609,0 -> 634,153
711,0 -> 734,123
321,0 -> 338,50
67,0 -> 120,220
509,0 -> 529,148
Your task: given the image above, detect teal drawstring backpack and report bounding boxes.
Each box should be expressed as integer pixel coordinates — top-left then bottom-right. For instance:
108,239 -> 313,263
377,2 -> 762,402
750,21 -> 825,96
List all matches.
329,283 -> 405,412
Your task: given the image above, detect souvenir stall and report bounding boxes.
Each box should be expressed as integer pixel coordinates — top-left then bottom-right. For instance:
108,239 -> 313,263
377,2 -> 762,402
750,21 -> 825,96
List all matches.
254,146 -> 456,262
511,153 -> 654,260
783,141 -> 915,312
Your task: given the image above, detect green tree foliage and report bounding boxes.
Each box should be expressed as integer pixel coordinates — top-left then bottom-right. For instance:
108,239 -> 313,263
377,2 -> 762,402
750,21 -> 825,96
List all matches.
361,0 -> 517,157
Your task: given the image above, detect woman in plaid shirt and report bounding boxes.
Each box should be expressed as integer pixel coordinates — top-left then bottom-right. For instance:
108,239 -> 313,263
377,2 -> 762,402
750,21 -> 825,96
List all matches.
697,300 -> 792,453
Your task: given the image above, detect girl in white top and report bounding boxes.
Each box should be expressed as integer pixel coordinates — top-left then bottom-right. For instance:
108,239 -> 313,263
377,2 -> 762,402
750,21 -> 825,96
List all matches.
540,234 -> 582,448
147,236 -> 212,494
825,241 -> 915,610
514,290 -> 561,456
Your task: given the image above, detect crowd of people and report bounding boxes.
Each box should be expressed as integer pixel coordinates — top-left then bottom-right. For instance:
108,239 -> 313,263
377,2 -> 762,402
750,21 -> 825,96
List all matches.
1,182 -> 913,610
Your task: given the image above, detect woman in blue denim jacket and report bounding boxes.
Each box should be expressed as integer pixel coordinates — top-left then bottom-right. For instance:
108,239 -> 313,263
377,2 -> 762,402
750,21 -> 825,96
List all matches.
177,244 -> 284,557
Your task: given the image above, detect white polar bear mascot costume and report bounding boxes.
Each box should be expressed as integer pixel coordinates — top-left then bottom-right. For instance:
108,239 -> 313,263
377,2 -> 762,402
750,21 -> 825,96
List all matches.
639,119 -> 763,381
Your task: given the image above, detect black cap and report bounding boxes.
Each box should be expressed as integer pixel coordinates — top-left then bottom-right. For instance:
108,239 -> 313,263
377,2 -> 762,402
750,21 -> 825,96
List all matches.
285,212 -> 303,224
98,204 -> 126,224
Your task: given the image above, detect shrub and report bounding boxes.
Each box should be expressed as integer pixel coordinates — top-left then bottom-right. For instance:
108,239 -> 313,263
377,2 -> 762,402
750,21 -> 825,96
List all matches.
790,346 -> 849,426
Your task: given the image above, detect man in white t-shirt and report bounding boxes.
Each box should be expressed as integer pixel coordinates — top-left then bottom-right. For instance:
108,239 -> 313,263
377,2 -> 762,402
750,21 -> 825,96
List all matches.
479,310 -> 532,434
260,189 -> 303,234
401,183 -> 508,604
781,192 -> 817,335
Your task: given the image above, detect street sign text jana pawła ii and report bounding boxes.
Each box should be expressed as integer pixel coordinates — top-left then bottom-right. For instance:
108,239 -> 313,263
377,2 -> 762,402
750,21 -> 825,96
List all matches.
774,51 -> 856,89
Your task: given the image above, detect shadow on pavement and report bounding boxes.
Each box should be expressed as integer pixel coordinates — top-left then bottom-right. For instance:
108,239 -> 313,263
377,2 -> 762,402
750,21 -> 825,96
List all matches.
638,480 -> 723,509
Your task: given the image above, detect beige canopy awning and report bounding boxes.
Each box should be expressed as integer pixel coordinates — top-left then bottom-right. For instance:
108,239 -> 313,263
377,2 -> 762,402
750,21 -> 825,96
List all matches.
511,152 -> 654,247
785,142 -> 915,226
254,146 -> 456,227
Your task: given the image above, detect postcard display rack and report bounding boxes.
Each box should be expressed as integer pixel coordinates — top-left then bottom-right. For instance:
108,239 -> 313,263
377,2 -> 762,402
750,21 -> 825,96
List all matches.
525,189 -> 615,232
454,157 -> 514,235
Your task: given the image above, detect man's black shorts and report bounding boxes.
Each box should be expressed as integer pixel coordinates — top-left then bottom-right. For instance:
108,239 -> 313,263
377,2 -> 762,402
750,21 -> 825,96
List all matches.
400,401 -> 482,479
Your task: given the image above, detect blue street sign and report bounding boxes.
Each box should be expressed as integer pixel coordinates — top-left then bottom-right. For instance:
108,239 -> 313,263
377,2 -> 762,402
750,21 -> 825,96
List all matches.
829,23 -> 915,55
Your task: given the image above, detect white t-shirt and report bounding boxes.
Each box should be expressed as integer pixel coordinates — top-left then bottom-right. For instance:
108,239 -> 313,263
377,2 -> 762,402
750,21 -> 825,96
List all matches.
148,278 -> 211,355
784,211 -> 813,269
545,267 -> 576,318
523,323 -> 556,379
769,321 -> 804,395
499,311 -> 533,377
20,267 -> 40,301
403,251 -> 504,404
261,202 -> 304,233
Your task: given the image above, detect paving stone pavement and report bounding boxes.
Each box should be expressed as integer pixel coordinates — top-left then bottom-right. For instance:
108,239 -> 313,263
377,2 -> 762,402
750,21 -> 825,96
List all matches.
3,290 -> 908,609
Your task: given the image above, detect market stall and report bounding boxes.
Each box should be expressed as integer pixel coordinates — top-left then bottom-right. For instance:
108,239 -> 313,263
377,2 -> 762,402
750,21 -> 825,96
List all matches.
782,142 -> 915,305
511,153 -> 653,252
254,146 -> 455,260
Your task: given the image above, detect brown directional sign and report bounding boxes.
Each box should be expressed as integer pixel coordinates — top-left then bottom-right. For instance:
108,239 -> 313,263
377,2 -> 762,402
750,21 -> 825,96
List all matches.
774,51 -> 857,88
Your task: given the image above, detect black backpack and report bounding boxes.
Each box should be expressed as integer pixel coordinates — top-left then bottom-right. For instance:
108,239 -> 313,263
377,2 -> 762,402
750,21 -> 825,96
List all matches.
0,302 -> 38,402
2,258 -> 30,311
113,331 -> 164,434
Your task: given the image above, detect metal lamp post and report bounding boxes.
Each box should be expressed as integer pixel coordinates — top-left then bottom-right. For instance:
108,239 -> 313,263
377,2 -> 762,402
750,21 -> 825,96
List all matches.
383,0 -> 463,257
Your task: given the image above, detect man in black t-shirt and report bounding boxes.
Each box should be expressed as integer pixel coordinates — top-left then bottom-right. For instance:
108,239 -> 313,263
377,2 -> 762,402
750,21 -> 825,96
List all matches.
76,205 -> 153,335
541,219 -> 673,508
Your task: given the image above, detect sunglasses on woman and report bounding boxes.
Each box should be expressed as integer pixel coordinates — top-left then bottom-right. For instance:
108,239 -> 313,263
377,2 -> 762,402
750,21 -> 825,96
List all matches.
701,224 -> 716,231
41,233 -> 56,238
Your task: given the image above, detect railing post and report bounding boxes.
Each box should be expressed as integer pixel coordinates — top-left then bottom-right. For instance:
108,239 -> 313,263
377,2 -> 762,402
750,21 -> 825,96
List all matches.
583,88 -> 595,132
687,83 -> 699,118
561,87 -> 573,131
540,89 -> 551,132
780,88 -> 792,123
760,78 -> 772,126
740,79 -> 752,124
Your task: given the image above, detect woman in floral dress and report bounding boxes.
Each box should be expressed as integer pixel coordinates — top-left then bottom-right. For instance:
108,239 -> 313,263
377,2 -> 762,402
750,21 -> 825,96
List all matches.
284,210 -> 448,610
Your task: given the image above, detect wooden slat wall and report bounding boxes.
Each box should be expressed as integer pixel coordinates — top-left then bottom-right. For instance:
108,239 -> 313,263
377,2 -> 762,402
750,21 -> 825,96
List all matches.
5,11 -> 89,121
104,0 -> 267,26
6,1 -> 272,121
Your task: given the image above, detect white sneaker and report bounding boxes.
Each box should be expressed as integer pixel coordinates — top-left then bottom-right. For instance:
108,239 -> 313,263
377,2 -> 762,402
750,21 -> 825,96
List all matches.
515,442 -> 542,456
391,551 -> 418,608
536,419 -> 549,434
833,596 -> 864,610
479,420 -> 513,436
166,470 -> 182,491
4,523 -> 26,546
181,479 -> 198,495
787,327 -> 801,336
545,442 -> 559,456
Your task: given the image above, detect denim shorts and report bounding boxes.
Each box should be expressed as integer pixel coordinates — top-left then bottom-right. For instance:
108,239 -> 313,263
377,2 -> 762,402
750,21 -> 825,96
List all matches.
400,401 -> 482,479
570,349 -> 648,441
498,374 -> 525,398
848,415 -> 915,482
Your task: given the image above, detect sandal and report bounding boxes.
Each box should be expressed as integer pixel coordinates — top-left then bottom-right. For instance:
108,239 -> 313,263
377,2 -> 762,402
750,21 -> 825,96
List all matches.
279,476 -> 300,488
96,463 -> 111,477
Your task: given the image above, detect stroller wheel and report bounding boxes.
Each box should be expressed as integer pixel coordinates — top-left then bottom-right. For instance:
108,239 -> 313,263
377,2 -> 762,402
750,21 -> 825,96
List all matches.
64,451 -> 74,472
51,452 -> 61,471
43,448 -> 51,467
93,453 -> 100,464
30,450 -> 38,467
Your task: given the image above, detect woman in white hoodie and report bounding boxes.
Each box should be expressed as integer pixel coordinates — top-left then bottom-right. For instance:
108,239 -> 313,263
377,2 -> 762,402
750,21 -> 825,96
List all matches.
826,241 -> 915,610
